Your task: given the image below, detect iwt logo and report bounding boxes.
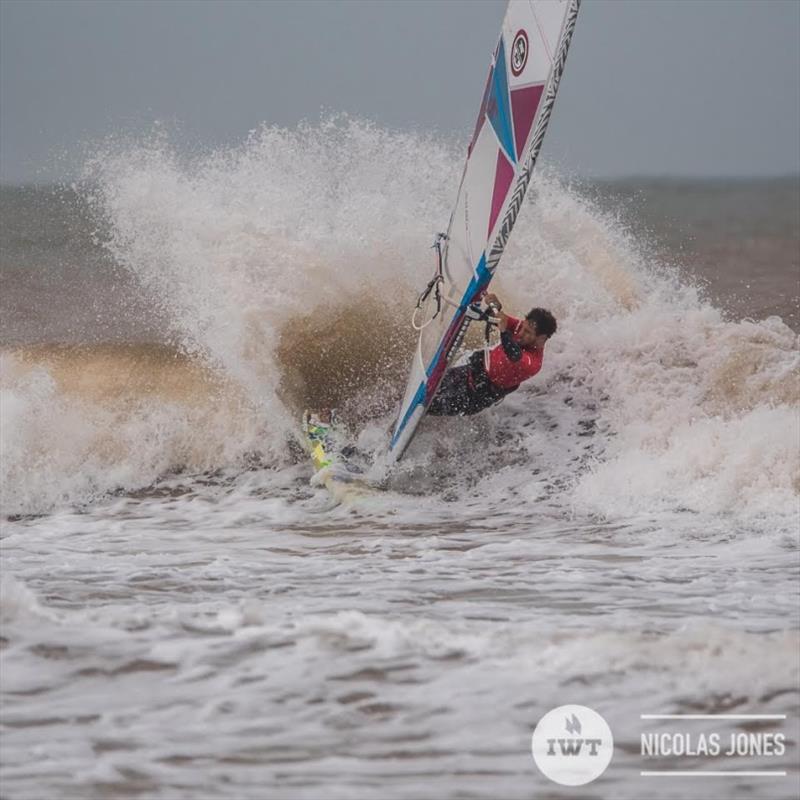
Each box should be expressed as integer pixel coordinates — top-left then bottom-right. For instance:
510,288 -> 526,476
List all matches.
531,705 -> 614,786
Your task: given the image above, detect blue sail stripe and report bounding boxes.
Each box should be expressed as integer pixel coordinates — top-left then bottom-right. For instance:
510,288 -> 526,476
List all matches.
487,39 -> 516,165
390,381 -> 427,448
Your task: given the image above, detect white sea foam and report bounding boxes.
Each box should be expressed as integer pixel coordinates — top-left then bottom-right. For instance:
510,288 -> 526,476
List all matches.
0,574 -> 51,623
0,118 -> 796,531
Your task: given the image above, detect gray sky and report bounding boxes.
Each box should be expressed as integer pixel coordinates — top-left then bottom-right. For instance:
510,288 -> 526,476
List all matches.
1,0 -> 798,183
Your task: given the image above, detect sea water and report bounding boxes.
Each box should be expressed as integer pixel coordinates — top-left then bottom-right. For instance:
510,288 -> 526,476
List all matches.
1,119 -> 798,799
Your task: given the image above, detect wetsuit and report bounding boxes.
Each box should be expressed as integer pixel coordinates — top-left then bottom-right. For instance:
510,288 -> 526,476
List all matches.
427,315 -> 544,416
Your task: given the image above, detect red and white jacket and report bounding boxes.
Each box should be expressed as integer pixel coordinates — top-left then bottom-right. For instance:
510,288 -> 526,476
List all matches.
481,314 -> 543,390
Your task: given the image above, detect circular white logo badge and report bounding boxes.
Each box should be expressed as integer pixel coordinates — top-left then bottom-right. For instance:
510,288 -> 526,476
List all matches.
531,704 -> 614,786
511,29 -> 529,76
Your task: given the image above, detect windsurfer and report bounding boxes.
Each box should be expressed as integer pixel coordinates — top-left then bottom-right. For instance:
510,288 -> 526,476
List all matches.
427,293 -> 556,416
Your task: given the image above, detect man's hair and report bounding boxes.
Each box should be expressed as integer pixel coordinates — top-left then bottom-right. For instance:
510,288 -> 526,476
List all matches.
526,307 -> 557,338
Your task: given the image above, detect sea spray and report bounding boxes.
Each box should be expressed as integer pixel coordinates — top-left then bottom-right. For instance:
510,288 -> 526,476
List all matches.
0,118 -> 796,526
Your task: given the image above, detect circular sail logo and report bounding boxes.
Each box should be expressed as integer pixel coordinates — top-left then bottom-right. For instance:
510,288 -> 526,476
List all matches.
531,704 -> 614,786
510,29 -> 529,76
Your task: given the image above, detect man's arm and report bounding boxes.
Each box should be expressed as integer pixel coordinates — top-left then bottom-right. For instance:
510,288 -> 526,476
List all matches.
499,329 -> 523,362
483,292 -> 524,361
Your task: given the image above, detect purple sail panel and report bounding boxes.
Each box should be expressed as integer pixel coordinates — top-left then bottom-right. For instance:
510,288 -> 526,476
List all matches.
511,83 -> 544,160
488,150 -> 514,238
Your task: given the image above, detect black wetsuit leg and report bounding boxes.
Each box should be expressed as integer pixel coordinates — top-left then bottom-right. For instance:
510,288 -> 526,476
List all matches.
427,365 -> 474,416
427,354 -> 517,417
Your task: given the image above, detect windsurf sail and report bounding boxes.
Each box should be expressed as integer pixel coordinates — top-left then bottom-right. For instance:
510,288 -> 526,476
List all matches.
389,0 -> 581,459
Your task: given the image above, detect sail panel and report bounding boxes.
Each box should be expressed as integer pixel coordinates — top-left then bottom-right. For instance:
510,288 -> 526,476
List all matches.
488,150 -> 515,238
486,40 -> 516,165
511,84 -> 544,160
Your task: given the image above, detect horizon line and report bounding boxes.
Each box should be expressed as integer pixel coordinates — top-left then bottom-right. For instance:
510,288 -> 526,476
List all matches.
2,173 -> 799,191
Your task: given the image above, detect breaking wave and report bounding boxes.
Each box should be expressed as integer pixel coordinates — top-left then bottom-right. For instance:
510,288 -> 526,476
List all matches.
1,118 -> 797,526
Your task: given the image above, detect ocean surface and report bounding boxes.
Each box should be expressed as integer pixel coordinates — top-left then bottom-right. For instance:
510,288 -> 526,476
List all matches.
1,120 -> 799,799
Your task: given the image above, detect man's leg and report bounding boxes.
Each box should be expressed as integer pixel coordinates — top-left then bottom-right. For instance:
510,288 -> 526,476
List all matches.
427,365 -> 473,416
460,380 -> 515,415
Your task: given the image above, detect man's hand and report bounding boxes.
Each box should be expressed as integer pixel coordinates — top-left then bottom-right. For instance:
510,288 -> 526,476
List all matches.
483,292 -> 502,312
483,292 -> 509,330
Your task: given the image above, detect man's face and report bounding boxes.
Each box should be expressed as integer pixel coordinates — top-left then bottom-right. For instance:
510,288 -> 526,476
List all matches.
519,318 -> 546,349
